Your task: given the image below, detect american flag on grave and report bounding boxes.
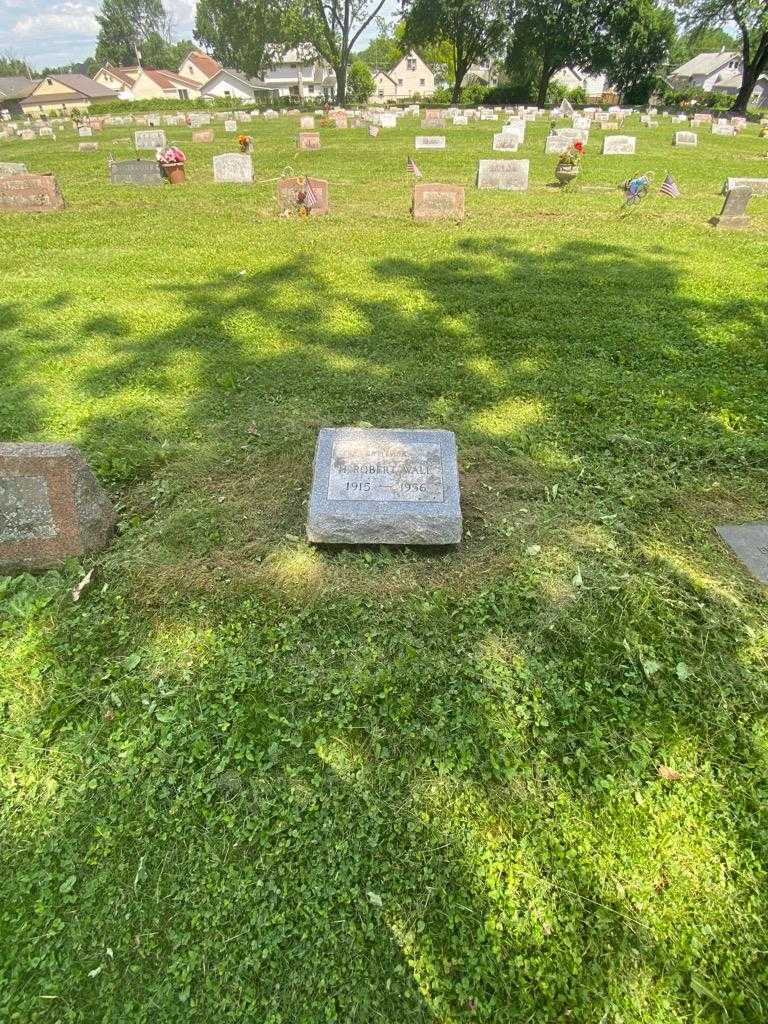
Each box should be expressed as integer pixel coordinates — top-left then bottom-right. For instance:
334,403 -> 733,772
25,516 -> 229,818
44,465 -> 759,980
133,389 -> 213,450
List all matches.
406,155 -> 422,178
660,173 -> 681,198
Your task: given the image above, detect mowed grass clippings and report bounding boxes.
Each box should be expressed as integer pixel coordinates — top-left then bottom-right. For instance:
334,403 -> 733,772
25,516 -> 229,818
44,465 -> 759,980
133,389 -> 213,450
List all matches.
1,113 -> 767,1023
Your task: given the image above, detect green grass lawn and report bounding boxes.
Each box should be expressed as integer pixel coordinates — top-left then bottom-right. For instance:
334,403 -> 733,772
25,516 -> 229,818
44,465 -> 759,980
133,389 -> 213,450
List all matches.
1,111 -> 768,1023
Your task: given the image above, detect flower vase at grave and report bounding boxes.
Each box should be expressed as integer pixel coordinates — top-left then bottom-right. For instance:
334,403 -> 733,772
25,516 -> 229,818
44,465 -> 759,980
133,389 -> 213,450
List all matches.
555,162 -> 580,186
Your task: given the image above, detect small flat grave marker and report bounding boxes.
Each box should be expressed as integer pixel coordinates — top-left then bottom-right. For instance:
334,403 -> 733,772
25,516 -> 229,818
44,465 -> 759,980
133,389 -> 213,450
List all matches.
674,131 -> 698,146
0,173 -> 64,213
20,130 -> 35,141
723,176 -> 768,197
0,162 -> 26,175
78,142 -> 99,152
477,159 -> 529,191
298,131 -> 321,150
716,523 -> 768,584
453,115 -> 468,126
602,135 -> 636,155
0,442 -> 116,573
415,136 -> 446,149
134,129 -> 166,150
213,153 -> 253,183
192,130 -> 214,143
307,427 -> 462,545
412,182 -> 465,221
493,133 -> 519,151
110,159 -> 164,186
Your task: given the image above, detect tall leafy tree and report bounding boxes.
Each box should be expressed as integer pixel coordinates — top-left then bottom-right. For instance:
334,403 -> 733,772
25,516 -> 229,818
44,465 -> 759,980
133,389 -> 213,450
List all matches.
94,0 -> 167,66
293,0 -> 392,104
0,53 -> 34,77
590,0 -> 675,101
194,0 -> 288,77
673,0 -> 768,112
355,16 -> 401,67
670,26 -> 738,67
506,0 -> 593,106
347,58 -> 375,99
402,0 -> 508,102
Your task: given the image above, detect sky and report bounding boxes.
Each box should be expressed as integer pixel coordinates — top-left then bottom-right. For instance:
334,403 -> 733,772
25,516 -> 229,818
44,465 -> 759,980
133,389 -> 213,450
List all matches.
0,0 -> 396,71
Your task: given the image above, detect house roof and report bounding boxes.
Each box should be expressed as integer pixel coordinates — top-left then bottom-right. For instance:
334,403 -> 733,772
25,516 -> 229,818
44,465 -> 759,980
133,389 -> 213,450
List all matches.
97,65 -> 138,87
183,50 -> 222,79
714,70 -> 743,89
201,68 -> 273,92
672,51 -> 739,78
0,76 -> 38,100
373,70 -> 397,85
21,74 -> 115,104
141,68 -> 200,91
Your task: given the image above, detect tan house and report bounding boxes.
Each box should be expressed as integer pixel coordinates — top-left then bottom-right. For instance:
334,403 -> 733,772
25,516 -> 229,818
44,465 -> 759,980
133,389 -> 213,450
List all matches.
177,50 -> 223,86
373,50 -> 434,101
20,74 -> 116,117
93,65 -> 202,101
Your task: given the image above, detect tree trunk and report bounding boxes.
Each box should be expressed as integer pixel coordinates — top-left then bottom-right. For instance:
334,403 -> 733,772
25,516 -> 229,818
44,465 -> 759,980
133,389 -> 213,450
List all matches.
335,61 -> 347,105
729,30 -> 768,114
729,67 -> 757,113
537,65 -> 552,108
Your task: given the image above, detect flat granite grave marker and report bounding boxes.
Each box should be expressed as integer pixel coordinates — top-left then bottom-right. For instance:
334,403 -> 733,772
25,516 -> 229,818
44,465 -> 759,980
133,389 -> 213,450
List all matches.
412,182 -> 465,221
716,523 -> 768,584
453,115 -> 468,126
0,162 -> 26,175
110,159 -> 164,186
78,142 -> 98,152
0,442 -> 116,573
298,131 -> 321,150
602,135 -> 636,155
0,173 -> 64,213
192,130 -> 214,143
674,131 -> 698,146
213,153 -> 253,183
307,427 -> 462,545
477,159 -> 529,191
277,176 -> 329,215
135,129 -> 166,150
415,135 -> 446,149
493,133 -> 519,151
723,176 -> 768,197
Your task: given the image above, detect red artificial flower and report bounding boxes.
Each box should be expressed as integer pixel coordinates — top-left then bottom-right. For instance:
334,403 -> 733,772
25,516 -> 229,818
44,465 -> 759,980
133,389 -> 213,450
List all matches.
574,141 -> 584,152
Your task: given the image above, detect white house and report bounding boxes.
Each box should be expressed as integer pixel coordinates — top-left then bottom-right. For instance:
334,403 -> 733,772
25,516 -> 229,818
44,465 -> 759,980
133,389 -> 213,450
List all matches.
261,47 -> 336,100
373,50 -> 434,100
178,50 -> 223,87
464,59 -> 501,87
669,51 -> 742,91
551,66 -> 613,98
200,67 -> 274,102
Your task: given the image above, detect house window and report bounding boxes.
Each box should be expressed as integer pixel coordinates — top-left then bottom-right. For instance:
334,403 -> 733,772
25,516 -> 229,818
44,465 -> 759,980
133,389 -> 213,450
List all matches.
307,85 -> 314,93
178,89 -> 188,100
224,90 -> 231,97
398,79 -> 403,86
420,78 -> 425,86
406,58 -> 416,71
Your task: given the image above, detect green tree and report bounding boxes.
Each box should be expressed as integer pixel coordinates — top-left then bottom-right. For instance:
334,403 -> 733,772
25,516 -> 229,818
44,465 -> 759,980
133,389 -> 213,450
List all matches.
347,58 -> 375,100
672,0 -> 768,112
194,0 -> 288,77
94,0 -> 167,66
0,52 -> 34,77
507,0 -> 594,106
402,0 -> 508,102
356,16 -> 401,68
591,0 -> 676,101
291,0 -> 392,104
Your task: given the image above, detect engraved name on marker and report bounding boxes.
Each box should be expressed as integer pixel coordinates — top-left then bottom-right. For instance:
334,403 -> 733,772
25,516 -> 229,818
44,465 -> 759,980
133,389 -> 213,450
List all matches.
328,439 -> 444,502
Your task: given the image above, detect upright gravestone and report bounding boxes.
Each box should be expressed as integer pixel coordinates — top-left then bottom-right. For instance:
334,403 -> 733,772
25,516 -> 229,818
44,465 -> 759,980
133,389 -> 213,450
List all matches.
213,153 -> 253,183
277,176 -> 329,215
0,162 -> 27,175
78,126 -> 92,137
300,116 -> 315,130
710,186 -> 751,229
716,523 -> 768,584
415,136 -> 446,150
20,130 -> 35,141
412,182 -> 465,221
477,159 -> 529,191
380,112 -> 397,128
712,123 -> 736,136
602,135 -> 636,155
0,173 -> 65,213
298,132 -> 321,150
306,427 -> 462,545
545,135 -> 570,155
192,130 -> 214,143
453,115 -> 468,126
368,125 -> 380,138
224,119 -> 237,133
78,142 -> 99,152
329,111 -> 348,129
0,442 -> 116,572
674,131 -> 698,146
110,159 -> 164,186
134,129 -> 166,150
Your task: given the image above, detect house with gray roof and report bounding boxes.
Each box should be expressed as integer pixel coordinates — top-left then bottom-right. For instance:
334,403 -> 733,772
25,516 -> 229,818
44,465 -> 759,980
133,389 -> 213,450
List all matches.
669,51 -> 742,92
0,76 -> 38,116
